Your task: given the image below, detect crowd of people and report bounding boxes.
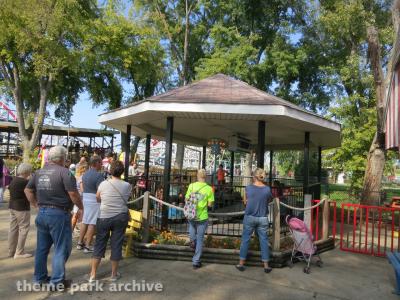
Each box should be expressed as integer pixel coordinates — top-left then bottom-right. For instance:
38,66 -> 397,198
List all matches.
5,145 -> 274,291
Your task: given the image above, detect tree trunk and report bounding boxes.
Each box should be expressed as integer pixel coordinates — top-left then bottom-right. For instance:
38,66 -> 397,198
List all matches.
9,66 -> 50,163
22,141 -> 31,163
361,24 -> 387,205
182,0 -> 192,85
243,151 -> 254,186
174,144 -> 185,171
174,1 -> 193,172
361,134 -> 385,205
130,136 -> 141,161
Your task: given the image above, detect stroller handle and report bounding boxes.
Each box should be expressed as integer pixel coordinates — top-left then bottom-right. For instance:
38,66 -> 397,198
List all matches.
285,214 -> 291,224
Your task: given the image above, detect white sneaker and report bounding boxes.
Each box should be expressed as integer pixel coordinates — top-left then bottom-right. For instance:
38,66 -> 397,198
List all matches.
76,243 -> 85,250
84,274 -> 96,283
109,272 -> 121,282
14,253 -> 32,259
84,246 -> 94,253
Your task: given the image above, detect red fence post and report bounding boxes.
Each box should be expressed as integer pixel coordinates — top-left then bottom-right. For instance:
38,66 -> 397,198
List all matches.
365,207 -> 369,253
340,204 -> 345,251
332,201 -> 337,241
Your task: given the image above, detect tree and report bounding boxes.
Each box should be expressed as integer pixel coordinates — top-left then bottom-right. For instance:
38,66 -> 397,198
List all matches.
194,1 -> 329,178
311,0 -> 395,203
196,0 -> 331,112
0,0 -> 99,162
83,2 -> 166,157
135,0 -> 205,170
0,0 -> 166,163
361,1 -> 400,204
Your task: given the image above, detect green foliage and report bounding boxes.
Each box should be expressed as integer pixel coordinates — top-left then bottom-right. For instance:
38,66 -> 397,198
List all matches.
310,0 -> 394,188
82,3 -> 166,109
29,148 -> 42,171
275,151 -> 300,176
1,0 -> 396,185
0,0 -> 96,114
196,24 -> 259,82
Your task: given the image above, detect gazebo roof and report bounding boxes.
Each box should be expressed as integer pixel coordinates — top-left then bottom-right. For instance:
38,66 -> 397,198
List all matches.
99,74 -> 341,150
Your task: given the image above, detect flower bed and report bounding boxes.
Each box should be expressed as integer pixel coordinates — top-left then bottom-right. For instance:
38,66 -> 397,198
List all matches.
147,230 -> 294,251
129,231 -> 335,268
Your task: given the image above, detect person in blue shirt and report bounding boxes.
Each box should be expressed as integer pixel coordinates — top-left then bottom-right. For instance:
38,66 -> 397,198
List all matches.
236,168 -> 273,273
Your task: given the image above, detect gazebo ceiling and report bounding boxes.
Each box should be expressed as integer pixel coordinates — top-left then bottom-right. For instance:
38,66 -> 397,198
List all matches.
99,74 -> 341,150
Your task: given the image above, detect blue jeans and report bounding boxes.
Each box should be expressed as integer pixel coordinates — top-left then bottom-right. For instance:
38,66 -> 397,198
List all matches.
239,215 -> 270,262
188,220 -> 208,265
34,208 -> 72,284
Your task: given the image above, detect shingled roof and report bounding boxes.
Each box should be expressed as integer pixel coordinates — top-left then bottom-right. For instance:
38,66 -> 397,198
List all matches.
146,74 -> 304,111
99,73 -> 341,149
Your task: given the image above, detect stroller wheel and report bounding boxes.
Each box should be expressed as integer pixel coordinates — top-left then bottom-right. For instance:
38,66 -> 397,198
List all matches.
287,260 -> 294,268
303,267 -> 311,274
316,260 -> 323,267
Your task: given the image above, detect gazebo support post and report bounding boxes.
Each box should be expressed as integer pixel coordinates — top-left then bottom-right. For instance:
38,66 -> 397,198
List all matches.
144,134 -> 151,191
162,117 -> 174,229
269,150 -> 274,186
230,151 -> 234,186
202,146 -> 206,169
317,146 -> 322,199
6,132 -> 10,156
303,132 -> 310,196
110,134 -> 114,152
124,125 -> 131,182
257,120 -> 265,169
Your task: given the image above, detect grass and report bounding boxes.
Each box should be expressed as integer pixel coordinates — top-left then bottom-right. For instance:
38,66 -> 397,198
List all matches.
324,183 -> 400,206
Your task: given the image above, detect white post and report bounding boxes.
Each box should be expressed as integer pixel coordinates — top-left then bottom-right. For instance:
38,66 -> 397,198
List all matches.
141,191 -> 150,243
272,198 -> 281,252
303,194 -> 312,229
322,197 -> 330,240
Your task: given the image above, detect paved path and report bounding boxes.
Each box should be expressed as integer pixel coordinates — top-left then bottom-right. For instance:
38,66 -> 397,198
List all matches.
0,204 -> 397,300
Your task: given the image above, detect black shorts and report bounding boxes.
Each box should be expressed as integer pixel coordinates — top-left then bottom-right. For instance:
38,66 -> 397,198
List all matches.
92,212 -> 129,261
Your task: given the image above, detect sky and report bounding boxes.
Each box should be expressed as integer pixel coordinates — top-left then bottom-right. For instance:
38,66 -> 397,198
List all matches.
49,97 -> 108,129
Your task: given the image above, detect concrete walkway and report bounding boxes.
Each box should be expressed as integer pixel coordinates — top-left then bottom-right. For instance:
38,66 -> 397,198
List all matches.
0,205 -> 397,300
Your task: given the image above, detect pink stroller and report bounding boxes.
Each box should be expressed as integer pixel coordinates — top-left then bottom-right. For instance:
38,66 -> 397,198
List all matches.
286,215 -> 323,274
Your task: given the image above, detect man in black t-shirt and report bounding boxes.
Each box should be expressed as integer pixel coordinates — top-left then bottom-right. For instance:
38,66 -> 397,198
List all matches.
25,146 -> 83,290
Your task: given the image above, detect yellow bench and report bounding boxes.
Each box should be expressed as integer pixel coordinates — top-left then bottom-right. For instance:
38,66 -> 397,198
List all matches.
124,209 -> 142,257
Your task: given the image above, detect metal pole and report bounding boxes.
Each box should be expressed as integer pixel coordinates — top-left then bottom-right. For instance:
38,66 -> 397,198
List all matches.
110,135 -> 114,152
303,132 -> 310,195
6,131 -> 10,157
202,145 -> 206,169
66,130 -> 69,148
317,146 -> 322,199
269,150 -> 274,186
213,153 -> 217,186
124,125 -> 131,182
162,117 -> 174,229
230,151 -> 234,185
144,134 -> 151,191
257,120 -> 266,168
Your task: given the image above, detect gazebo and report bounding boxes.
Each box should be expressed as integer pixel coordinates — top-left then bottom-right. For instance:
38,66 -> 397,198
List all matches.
98,74 -> 341,202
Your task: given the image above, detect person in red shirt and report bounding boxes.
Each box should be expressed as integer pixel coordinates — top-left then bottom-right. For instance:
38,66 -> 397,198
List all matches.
217,164 -> 228,187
